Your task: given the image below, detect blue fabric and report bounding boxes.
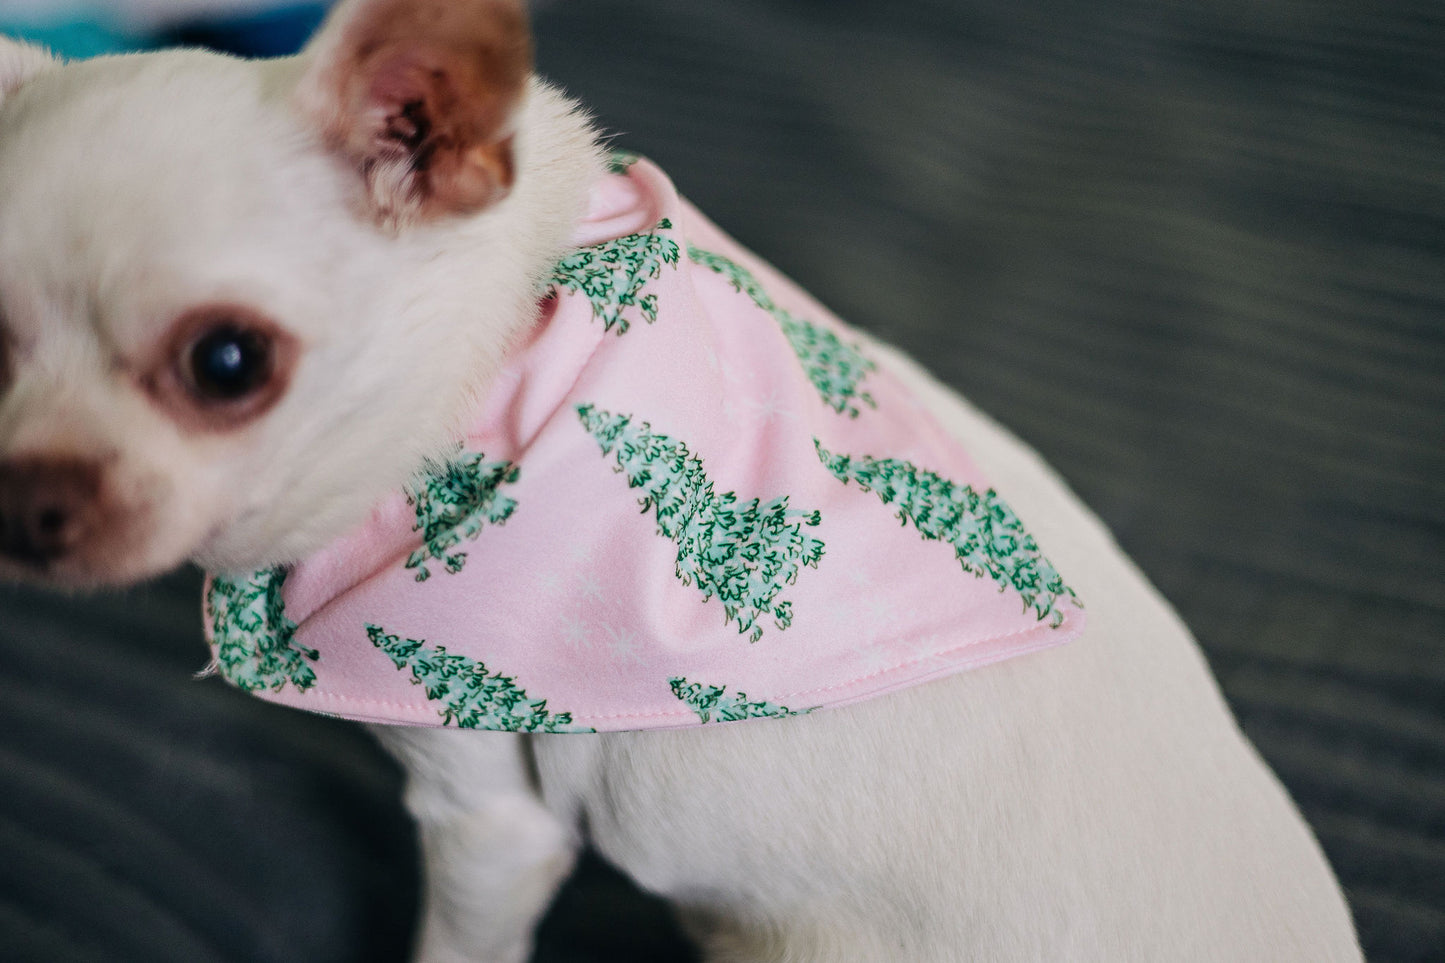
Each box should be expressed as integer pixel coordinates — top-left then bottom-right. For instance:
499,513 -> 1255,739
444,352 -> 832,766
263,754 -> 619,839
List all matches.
165,5 -> 326,57
0,18 -> 145,57
0,4 -> 327,59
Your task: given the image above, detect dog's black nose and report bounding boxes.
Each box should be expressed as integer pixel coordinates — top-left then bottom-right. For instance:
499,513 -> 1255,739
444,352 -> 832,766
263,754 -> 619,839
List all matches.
0,457 -> 104,566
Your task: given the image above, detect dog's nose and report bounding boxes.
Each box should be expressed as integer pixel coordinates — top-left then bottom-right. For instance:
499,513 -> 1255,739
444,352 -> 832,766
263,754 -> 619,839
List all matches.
0,457 -> 104,566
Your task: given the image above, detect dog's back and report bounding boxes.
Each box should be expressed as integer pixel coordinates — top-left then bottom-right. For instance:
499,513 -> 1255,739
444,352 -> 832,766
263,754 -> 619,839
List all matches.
0,1 -> 1362,959
529,340 -> 1360,961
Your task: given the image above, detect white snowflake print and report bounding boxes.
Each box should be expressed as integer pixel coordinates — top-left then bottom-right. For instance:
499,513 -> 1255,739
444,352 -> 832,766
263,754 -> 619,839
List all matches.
537,569 -> 569,598
860,596 -> 901,635
575,571 -> 607,603
744,388 -> 796,427
852,640 -> 902,677
561,614 -> 593,654
599,622 -> 646,667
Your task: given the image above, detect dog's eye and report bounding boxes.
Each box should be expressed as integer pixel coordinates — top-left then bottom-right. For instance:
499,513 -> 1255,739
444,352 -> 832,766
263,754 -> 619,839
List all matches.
186,325 -> 272,401
145,306 -> 296,431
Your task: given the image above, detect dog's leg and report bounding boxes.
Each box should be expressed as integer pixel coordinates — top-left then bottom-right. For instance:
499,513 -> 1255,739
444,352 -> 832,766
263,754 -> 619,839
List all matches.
371,726 -> 577,963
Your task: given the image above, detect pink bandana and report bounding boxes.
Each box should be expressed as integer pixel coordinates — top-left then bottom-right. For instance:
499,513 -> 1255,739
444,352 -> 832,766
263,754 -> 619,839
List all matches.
204,155 -> 1085,732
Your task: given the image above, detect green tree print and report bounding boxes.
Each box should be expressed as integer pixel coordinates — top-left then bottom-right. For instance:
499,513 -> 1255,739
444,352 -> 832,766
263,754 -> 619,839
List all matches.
367,624 -> 590,732
607,149 -> 640,174
207,567 -> 318,692
815,443 -> 1080,627
687,244 -> 876,417
578,404 -> 825,642
406,451 -> 519,581
669,677 -> 808,723
550,219 -> 681,334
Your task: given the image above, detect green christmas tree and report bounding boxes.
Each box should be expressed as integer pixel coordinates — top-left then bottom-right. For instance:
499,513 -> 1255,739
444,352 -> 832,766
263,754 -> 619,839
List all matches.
550,218 -> 681,334
815,442 -> 1080,627
607,149 -> 641,174
577,404 -> 826,642
207,567 -> 318,692
687,244 -> 876,417
669,676 -> 809,723
367,624 -> 590,732
405,450 -> 519,581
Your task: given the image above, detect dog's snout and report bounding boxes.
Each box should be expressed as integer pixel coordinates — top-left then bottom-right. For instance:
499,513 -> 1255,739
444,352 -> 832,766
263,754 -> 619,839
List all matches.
0,457 -> 105,566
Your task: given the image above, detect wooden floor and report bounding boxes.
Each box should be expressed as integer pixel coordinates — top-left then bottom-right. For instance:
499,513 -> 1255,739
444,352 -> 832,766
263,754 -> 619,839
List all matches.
0,2 -> 1440,960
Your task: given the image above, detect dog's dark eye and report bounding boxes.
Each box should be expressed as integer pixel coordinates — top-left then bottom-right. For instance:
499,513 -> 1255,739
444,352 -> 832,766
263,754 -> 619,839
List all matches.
146,305 -> 295,431
186,325 -> 273,401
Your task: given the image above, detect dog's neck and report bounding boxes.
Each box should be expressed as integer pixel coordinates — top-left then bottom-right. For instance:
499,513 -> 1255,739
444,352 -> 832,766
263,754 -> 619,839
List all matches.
376,72 -> 606,465
199,70 -> 606,572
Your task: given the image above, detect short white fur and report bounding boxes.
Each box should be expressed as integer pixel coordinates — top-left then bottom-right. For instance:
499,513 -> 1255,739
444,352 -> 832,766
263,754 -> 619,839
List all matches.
0,4 -> 1361,961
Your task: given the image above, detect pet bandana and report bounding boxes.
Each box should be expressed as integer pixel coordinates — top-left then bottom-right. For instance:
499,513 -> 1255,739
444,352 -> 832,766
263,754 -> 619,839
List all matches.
203,154 -> 1085,733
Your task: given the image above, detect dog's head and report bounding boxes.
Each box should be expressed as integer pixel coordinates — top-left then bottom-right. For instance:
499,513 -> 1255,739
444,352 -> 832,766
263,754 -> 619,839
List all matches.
0,0 -> 596,587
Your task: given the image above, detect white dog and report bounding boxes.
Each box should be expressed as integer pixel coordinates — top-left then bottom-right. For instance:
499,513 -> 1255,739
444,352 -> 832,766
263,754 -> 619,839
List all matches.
0,1 -> 1362,960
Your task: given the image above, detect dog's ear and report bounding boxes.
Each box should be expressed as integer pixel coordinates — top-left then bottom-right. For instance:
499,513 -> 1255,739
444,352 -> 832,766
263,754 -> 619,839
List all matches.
0,36 -> 57,106
294,0 -> 532,227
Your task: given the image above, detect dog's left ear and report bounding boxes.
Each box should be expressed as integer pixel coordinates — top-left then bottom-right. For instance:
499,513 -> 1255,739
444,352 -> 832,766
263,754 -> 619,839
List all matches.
294,0 -> 532,227
0,36 -> 57,106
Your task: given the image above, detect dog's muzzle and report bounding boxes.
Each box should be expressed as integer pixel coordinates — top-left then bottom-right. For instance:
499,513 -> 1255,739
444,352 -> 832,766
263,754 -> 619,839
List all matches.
0,456 -> 106,567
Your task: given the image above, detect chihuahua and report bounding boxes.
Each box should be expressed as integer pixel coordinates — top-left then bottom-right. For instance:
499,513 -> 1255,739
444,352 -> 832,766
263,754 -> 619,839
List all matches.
0,1 -> 1361,961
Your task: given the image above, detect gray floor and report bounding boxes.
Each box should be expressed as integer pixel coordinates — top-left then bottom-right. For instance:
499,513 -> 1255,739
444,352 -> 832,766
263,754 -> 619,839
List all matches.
1,2 -> 1441,960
